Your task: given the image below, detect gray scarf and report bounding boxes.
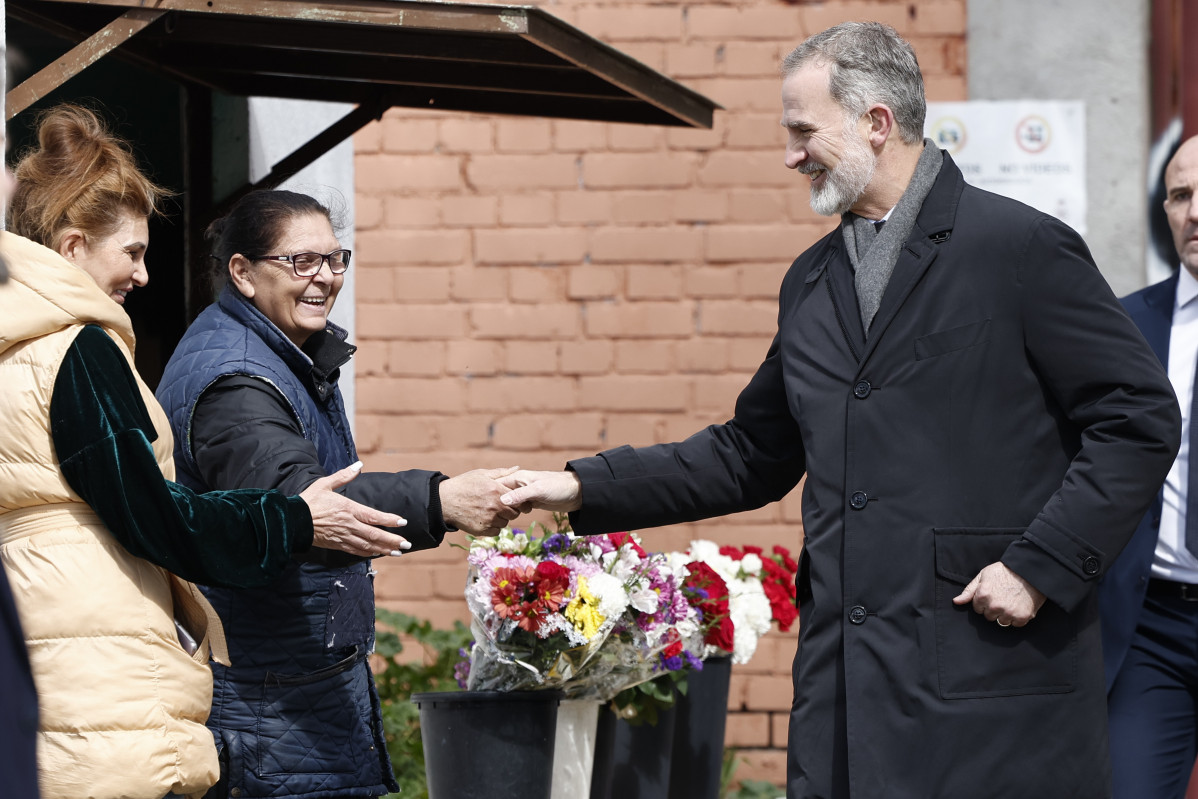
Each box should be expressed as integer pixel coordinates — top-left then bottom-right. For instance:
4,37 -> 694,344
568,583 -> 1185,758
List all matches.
842,139 -> 943,332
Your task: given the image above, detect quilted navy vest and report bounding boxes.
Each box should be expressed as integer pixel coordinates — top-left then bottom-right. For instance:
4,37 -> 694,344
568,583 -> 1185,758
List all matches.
156,286 -> 397,798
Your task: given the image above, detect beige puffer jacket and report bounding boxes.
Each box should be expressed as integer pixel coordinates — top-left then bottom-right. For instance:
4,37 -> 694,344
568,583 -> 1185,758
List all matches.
0,231 -> 228,799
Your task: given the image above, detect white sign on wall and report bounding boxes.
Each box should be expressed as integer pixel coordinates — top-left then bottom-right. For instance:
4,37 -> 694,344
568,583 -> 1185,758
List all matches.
925,101 -> 1087,234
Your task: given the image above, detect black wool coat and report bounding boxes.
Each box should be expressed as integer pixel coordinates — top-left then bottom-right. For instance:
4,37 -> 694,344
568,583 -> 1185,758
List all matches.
569,152 -> 1181,799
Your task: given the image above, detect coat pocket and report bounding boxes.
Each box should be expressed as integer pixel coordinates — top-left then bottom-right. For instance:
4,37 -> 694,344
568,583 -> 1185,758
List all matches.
933,528 -> 1076,699
914,318 -> 990,360
256,646 -> 376,776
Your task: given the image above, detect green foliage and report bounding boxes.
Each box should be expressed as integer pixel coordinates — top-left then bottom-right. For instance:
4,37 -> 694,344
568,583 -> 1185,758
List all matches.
720,748 -> 784,799
373,608 -> 473,799
609,669 -> 687,727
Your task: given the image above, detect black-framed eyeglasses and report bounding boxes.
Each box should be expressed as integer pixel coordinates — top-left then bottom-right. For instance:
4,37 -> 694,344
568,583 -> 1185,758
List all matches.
249,249 -> 351,277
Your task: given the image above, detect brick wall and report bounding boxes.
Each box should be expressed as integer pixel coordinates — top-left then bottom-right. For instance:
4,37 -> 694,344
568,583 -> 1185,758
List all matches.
354,0 -> 966,787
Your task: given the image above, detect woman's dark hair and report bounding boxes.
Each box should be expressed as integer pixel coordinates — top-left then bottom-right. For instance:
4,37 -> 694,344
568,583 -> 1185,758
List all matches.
205,189 -> 335,292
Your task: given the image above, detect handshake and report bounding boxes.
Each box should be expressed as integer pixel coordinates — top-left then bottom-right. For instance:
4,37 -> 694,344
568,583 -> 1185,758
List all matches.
439,466 -> 584,536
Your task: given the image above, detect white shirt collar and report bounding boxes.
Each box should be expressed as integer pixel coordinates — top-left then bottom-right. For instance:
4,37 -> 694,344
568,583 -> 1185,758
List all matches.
1178,266 -> 1198,310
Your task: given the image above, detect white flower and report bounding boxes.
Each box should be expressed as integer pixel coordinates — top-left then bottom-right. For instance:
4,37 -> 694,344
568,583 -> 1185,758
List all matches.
496,531 -> 529,553
627,585 -> 660,614
586,571 -> 631,619
740,553 -> 763,576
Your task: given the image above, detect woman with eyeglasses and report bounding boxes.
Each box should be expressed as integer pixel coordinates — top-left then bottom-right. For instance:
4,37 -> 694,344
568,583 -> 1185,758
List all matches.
156,189 -> 519,799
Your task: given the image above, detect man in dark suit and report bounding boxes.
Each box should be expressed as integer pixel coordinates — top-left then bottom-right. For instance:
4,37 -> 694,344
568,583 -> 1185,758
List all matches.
1102,135 -> 1198,799
501,22 -> 1181,799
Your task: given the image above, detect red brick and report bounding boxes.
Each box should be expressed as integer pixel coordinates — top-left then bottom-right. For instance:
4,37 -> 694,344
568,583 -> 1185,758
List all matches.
780,487 -> 804,524
354,121 -> 382,154
465,377 -> 578,412
687,77 -> 782,113
725,712 -> 771,747
771,712 -> 789,749
373,558 -> 435,600
615,43 -> 666,72
381,117 -> 439,153
608,124 -> 665,152
673,190 -> 729,223
492,415 -> 549,451
475,228 -> 588,265
557,192 -> 613,225
585,300 -> 694,338
699,151 -> 792,188
450,266 -> 508,301
559,340 -> 614,375
553,120 -> 608,152
591,227 -> 702,263
611,191 -> 675,225
380,196 -> 439,229
574,6 -> 684,41
354,341 -> 387,376
801,2 -> 914,36
603,414 -> 659,447
508,267 -> 566,303
471,303 -> 580,339
729,334 -> 775,369
677,338 -> 730,373
356,377 -> 464,413
355,414 -> 381,452
544,413 -> 604,450
627,265 -> 683,299
430,564 -> 470,600
496,118 -> 553,153
500,194 -> 555,226
358,303 -> 468,339
666,43 -> 719,77
467,155 -> 579,190
686,266 -> 739,298
386,267 -> 450,302
745,674 -> 794,712
375,415 -> 437,452
355,267 -> 394,302
729,190 -> 789,223
662,413 -> 723,443
582,153 -> 696,189
385,341 -> 445,377
442,195 -> 498,227
614,340 -> 675,373
567,266 -> 623,299
446,340 -> 503,376
687,6 -> 802,39
356,229 -> 469,266
432,415 -> 493,450
504,341 -> 559,374
700,300 -> 782,336
665,121 -> 725,153
924,73 -> 968,102
740,262 -> 792,299
356,195 -> 383,229
910,0 -> 966,35
723,41 -> 789,77
577,376 -> 690,412
439,117 -> 494,154
355,155 -> 463,193
694,374 -> 749,412
705,226 -> 802,262
726,113 -> 788,149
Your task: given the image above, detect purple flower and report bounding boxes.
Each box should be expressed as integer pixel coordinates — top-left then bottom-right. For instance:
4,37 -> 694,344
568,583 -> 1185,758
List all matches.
543,533 -> 571,554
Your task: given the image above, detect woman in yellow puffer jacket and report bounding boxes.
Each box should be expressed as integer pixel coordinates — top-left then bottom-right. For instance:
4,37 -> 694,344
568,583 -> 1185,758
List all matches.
0,104 -> 412,799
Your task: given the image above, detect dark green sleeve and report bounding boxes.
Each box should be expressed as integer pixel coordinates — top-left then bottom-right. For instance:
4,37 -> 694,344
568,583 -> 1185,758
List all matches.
49,325 -> 314,589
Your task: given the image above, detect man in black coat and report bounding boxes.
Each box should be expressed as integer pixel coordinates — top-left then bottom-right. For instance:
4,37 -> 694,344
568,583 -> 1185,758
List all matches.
500,22 -> 1181,799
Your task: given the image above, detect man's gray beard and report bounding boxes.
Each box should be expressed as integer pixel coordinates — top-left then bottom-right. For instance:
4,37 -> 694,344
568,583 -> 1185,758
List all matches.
808,126 -> 876,217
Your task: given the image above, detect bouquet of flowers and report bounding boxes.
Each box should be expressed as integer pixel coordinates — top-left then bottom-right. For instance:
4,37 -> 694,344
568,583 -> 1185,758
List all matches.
461,517 -> 703,699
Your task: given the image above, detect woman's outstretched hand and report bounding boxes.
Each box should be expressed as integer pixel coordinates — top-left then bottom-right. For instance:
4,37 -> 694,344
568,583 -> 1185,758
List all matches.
300,462 -> 411,558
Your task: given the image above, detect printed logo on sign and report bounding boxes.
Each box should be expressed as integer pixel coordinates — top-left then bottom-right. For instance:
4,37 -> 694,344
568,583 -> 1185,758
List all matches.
1016,115 -> 1051,154
929,117 -> 967,154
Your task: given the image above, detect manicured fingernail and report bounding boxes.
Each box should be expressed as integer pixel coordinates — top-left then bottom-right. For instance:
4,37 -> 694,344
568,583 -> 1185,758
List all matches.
350,461 -> 363,471
389,550 -> 403,557
399,540 -> 412,550
394,517 -> 407,527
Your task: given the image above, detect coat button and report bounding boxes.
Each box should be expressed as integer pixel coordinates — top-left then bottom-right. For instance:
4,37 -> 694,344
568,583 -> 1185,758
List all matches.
850,491 -> 868,510
1082,556 -> 1100,575
231,790 -> 242,799
853,380 -> 872,399
848,605 -> 867,624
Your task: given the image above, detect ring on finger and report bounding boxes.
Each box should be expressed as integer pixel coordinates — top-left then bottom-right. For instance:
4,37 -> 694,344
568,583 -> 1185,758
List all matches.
997,619 -> 1011,627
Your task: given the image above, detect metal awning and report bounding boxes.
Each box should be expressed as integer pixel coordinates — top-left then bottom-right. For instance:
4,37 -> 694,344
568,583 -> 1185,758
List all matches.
9,0 -> 717,129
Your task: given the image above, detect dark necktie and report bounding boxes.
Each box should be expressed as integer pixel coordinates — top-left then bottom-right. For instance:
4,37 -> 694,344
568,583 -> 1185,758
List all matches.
874,219 -> 885,233
1188,360 -> 1198,557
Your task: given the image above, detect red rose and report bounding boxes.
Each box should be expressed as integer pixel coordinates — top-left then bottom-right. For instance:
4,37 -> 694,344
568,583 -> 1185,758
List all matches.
707,616 -> 735,652
764,581 -> 798,631
607,532 -> 647,558
743,545 -> 763,556
719,545 -> 744,560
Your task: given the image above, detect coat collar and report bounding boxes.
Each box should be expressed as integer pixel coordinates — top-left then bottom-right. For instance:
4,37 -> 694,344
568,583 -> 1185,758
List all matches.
1134,270 -> 1178,365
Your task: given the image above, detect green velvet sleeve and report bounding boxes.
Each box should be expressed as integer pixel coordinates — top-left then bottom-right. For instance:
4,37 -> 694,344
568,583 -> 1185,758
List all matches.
49,325 -> 314,589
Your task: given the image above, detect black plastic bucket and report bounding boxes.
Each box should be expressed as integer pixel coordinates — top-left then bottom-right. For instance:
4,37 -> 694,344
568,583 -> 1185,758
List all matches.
412,690 -> 562,799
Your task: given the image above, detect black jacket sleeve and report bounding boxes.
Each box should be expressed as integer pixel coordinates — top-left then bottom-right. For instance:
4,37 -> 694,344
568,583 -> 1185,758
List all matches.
50,325 -> 314,588
190,375 -> 448,552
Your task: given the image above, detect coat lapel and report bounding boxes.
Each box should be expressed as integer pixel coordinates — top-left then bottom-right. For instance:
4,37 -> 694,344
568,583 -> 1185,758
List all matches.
856,151 -> 965,367
1134,272 -> 1177,366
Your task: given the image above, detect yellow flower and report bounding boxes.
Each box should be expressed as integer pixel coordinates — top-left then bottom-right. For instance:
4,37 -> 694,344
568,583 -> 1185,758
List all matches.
565,575 -> 605,639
